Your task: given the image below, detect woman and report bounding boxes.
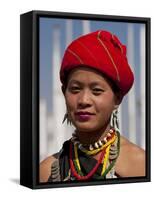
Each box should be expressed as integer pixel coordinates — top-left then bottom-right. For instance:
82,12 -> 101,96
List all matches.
40,30 -> 145,182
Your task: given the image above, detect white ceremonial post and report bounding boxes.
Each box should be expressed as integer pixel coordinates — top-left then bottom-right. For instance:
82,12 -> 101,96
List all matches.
66,19 -> 73,47
64,19 -> 75,141
127,24 -> 137,144
51,25 -> 66,153
82,20 -> 91,34
140,25 -> 146,149
39,99 -> 48,162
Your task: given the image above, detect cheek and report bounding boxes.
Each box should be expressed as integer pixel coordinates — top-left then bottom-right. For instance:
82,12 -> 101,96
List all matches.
95,94 -> 115,112
65,94 -> 77,111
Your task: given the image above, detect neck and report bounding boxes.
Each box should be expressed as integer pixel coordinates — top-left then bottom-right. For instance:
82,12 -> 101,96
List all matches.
75,123 -> 111,145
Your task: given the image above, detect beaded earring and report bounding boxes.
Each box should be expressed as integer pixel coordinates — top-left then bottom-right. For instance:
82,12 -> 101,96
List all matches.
62,112 -> 72,125
110,109 -> 120,133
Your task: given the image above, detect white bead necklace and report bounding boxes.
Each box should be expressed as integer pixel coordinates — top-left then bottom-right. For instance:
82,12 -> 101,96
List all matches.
71,128 -> 114,151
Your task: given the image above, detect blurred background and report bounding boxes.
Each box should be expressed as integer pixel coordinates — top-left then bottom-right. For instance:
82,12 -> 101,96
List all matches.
39,17 -> 145,162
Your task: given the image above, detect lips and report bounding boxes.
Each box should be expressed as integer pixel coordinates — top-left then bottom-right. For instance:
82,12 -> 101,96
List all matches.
75,111 -> 95,121
75,111 -> 95,115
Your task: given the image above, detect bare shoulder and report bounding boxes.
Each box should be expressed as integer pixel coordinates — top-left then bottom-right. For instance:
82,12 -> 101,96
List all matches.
115,135 -> 145,177
39,155 -> 56,183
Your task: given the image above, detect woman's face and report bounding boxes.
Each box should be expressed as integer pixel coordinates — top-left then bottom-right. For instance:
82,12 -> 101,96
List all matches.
64,68 -> 120,132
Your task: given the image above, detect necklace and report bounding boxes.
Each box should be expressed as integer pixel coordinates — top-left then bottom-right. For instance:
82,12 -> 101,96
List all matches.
69,130 -> 120,180
71,128 -> 115,156
69,141 -> 106,180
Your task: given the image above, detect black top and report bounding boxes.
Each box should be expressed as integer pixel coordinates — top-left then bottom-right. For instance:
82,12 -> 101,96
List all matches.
48,139 -> 119,182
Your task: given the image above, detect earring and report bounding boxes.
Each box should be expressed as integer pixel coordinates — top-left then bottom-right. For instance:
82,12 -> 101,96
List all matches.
62,113 -> 72,125
110,109 -> 120,133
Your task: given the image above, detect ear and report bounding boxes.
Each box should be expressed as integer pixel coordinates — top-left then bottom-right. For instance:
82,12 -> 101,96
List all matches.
114,92 -> 123,109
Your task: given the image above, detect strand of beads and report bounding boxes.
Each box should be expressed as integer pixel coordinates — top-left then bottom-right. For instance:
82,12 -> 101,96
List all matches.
101,144 -> 111,175
71,128 -> 114,150
69,141 -> 107,180
71,128 -> 116,156
98,131 -> 120,179
80,134 -> 116,156
69,132 -> 118,180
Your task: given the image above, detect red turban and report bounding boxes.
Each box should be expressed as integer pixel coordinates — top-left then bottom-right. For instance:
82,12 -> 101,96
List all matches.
60,30 -> 134,96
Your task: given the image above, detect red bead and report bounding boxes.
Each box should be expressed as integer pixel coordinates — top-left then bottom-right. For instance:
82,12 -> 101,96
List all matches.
69,141 -> 106,180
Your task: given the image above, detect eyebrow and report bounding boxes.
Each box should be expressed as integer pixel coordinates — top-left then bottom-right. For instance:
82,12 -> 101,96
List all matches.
68,80 -> 105,87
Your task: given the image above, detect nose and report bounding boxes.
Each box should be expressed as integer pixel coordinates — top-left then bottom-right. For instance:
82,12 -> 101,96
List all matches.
77,90 -> 92,108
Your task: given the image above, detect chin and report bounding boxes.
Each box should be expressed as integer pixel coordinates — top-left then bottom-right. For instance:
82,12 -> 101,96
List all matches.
74,123 -> 98,133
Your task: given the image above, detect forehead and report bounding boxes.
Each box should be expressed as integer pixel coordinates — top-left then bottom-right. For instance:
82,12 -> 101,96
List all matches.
67,67 -> 110,86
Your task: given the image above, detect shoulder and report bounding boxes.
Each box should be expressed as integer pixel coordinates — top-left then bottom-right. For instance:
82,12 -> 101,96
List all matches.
39,153 -> 58,183
115,135 -> 145,177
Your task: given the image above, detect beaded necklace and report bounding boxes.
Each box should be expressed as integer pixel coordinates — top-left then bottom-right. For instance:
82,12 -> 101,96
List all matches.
79,133 -> 116,156
69,130 -> 120,180
71,129 -> 114,150
69,141 -> 106,180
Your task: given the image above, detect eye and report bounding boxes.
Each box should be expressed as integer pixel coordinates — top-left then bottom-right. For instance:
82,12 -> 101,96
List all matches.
69,86 -> 81,93
92,88 -> 104,95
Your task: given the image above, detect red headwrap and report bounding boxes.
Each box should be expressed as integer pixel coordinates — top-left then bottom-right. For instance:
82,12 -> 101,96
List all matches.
60,30 -> 134,96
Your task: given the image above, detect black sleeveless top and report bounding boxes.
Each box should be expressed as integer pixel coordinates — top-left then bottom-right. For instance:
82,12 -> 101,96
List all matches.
48,139 -> 119,182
